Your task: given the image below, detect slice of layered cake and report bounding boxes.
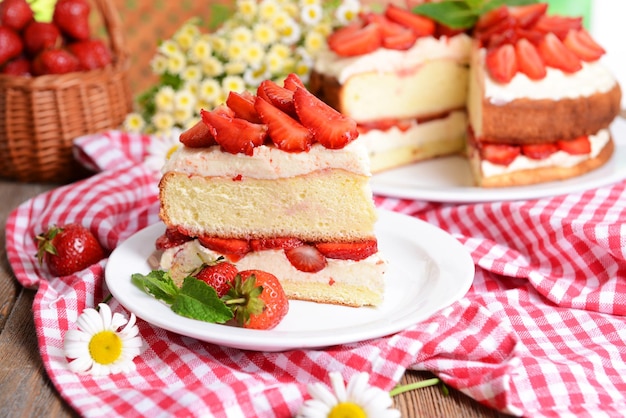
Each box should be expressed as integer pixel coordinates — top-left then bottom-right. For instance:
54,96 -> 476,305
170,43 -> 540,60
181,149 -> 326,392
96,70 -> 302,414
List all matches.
309,4 -> 472,173
465,3 -> 621,187
157,74 -> 386,307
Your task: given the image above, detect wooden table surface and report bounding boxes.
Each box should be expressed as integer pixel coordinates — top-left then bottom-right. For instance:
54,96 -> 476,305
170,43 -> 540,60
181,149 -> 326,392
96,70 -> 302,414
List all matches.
0,179 -> 511,417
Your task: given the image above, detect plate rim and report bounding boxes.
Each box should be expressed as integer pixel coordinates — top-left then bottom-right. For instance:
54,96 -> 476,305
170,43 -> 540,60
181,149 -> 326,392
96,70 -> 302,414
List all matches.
105,209 -> 474,351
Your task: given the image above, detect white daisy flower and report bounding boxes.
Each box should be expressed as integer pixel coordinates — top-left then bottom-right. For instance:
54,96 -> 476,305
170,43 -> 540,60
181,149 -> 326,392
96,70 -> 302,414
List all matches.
297,372 -> 401,418
123,113 -> 146,133
304,30 -> 327,55
230,26 -> 253,44
180,64 -> 202,83
236,0 -> 258,21
259,0 -> 280,21
158,39 -> 181,57
144,129 -> 183,172
335,0 -> 361,26
224,61 -> 247,75
222,75 -> 246,93
199,78 -> 222,103
174,89 -> 197,112
253,22 -> 278,46
150,54 -> 168,75
301,4 -> 323,26
243,41 -> 266,67
64,304 -> 142,376
189,38 -> 212,63
225,40 -> 247,62
201,56 -> 225,78
152,112 -> 176,132
154,86 -> 176,112
166,50 -> 187,75
244,65 -> 271,87
278,19 -> 301,46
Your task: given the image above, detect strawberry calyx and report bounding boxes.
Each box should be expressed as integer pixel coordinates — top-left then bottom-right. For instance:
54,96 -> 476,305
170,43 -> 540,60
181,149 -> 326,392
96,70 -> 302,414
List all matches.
35,225 -> 61,265
221,273 -> 265,327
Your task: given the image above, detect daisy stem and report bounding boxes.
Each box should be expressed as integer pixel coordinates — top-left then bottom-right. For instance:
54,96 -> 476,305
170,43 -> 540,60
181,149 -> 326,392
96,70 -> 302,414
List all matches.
389,378 -> 440,397
97,294 -> 113,309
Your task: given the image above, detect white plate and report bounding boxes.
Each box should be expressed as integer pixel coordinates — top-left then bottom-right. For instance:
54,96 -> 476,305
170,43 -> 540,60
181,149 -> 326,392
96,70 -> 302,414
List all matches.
105,210 -> 474,352
371,119 -> 626,203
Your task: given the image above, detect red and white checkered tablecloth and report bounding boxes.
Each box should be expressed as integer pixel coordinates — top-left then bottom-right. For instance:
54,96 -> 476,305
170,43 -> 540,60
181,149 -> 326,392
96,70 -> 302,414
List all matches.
6,131 -> 626,417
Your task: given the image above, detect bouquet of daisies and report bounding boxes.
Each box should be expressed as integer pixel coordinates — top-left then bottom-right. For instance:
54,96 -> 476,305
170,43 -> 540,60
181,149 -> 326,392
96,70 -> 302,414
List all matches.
124,0 -> 362,137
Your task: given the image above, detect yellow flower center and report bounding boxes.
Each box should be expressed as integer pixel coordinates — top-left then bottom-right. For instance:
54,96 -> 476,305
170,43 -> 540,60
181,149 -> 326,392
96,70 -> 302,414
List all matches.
88,331 -> 122,365
328,402 -> 367,418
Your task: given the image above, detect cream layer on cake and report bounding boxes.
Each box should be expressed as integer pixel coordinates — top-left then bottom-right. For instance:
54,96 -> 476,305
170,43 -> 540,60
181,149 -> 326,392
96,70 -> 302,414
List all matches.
160,138 -> 378,241
361,110 -> 467,172
475,128 -> 610,178
160,240 -> 386,307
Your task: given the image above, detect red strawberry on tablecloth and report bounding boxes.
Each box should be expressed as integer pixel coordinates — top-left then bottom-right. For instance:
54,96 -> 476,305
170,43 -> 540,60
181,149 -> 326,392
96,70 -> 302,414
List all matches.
36,223 -> 106,277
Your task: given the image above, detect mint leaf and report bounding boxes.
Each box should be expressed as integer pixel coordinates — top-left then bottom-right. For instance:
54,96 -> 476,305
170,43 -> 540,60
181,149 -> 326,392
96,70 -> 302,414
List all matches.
414,2 -> 477,30
132,271 -> 179,305
171,277 -> 234,323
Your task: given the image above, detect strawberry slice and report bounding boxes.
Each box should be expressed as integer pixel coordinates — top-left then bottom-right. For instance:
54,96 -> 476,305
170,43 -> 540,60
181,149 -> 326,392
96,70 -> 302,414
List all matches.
197,236 -> 251,262
315,240 -> 378,261
557,136 -> 591,155
533,15 -> 582,40
258,79 -> 296,116
538,32 -> 582,73
521,143 -> 559,160
284,245 -> 327,273
508,3 -> 548,29
515,38 -> 546,80
327,22 -> 381,57
563,29 -> 604,62
226,90 -> 262,123
475,16 -> 516,44
475,5 -> 509,32
254,96 -> 313,152
364,12 -> 418,50
293,87 -> 358,149
283,73 -> 306,92
250,237 -> 304,251
485,44 -> 518,84
155,227 -> 193,250
384,4 -> 435,37
201,109 -> 268,155
179,119 -> 217,148
481,143 -> 520,166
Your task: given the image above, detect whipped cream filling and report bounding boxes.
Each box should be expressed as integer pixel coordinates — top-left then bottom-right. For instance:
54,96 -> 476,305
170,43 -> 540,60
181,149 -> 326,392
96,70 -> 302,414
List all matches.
360,111 -> 467,153
314,34 -> 472,84
162,138 -> 371,179
478,49 -> 618,104
481,129 -> 610,177
160,240 -> 386,287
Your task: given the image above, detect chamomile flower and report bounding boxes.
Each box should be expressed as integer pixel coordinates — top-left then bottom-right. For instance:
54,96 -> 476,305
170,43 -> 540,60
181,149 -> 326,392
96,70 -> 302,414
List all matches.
144,129 -> 183,172
301,4 -> 323,26
222,75 -> 246,93
253,22 -> 278,46
150,54 -> 168,75
166,50 -> 187,75
335,0 -> 361,26
199,78 -> 222,103
297,372 -> 401,418
154,86 -> 176,112
243,41 -> 266,67
64,304 -> 142,376
236,0 -> 258,21
123,112 -> 146,133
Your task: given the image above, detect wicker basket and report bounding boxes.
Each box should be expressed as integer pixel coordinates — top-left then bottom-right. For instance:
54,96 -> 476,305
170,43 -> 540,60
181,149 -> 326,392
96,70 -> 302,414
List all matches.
0,0 -> 132,183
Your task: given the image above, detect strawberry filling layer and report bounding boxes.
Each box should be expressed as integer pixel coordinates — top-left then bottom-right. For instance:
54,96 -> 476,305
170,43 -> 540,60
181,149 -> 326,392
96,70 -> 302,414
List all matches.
357,108 -> 464,134
156,227 -> 378,273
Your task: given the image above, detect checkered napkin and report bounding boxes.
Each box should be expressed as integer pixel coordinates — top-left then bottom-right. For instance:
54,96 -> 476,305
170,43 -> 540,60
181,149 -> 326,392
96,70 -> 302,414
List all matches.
6,131 -> 626,417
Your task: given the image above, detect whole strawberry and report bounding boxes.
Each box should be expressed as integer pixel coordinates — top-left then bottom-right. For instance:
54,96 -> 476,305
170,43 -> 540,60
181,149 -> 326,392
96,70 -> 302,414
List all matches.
67,39 -> 112,70
32,48 -> 79,75
193,259 -> 238,298
53,0 -> 90,41
224,270 -> 289,330
36,224 -> 106,276
2,56 -> 30,75
23,21 -> 61,56
0,0 -> 33,32
0,26 -> 23,66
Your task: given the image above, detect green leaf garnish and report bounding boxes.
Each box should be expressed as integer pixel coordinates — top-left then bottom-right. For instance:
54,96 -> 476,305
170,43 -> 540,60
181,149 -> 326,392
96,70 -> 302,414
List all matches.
172,277 -> 233,323
132,271 -> 233,324
413,0 -> 539,30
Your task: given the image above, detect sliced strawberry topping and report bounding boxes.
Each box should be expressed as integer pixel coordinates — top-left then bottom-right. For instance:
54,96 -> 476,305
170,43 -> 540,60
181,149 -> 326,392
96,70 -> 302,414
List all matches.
155,227 -> 193,250
293,87 -> 358,149
563,29 -> 604,62
508,3 -> 548,29
201,108 -> 268,155
384,4 -> 435,37
534,15 -> 582,40
364,12 -> 418,50
179,119 -> 217,148
538,32 -> 581,73
486,43 -> 518,84
258,79 -> 296,116
250,237 -> 304,251
521,143 -> 559,160
557,136 -> 591,155
226,90 -> 262,123
481,143 -> 521,166
327,22 -> 381,57
515,38 -> 546,80
475,5 -> 509,32
197,236 -> 251,262
284,245 -> 327,273
283,73 -> 306,91
315,240 -> 378,261
254,96 -> 313,152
